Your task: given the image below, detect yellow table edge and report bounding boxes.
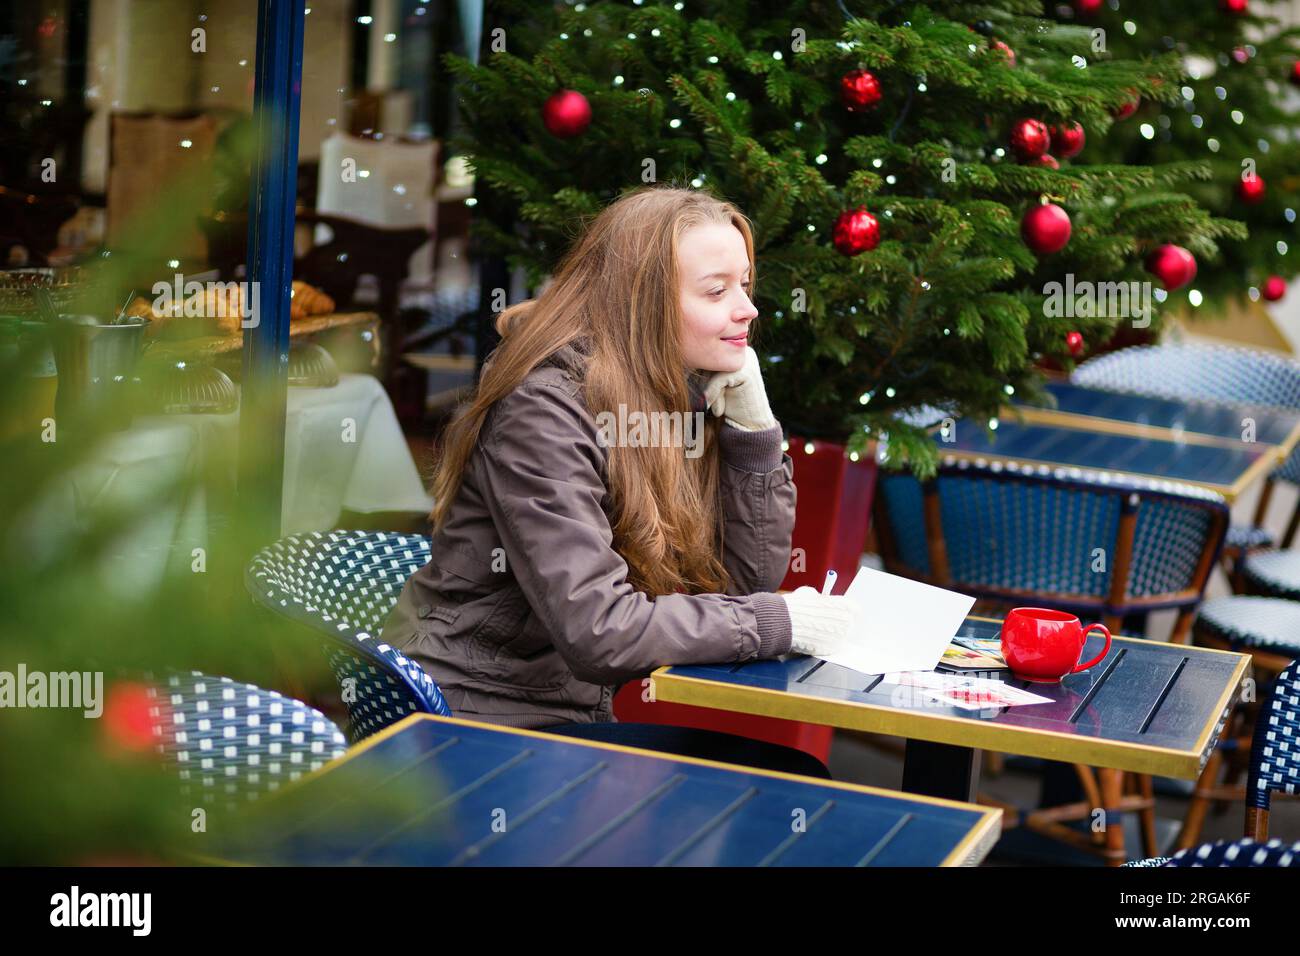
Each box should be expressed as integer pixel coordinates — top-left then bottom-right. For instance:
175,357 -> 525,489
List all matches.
193,712 -> 1003,868
649,632 -> 1252,781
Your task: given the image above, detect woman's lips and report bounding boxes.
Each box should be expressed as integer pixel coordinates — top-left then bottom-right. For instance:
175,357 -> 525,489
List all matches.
722,334 -> 747,346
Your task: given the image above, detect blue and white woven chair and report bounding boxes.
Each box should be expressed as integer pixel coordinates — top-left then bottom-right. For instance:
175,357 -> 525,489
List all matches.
1126,838 -> 1300,867
150,670 -> 347,807
1246,657 -> 1300,840
1176,599 -> 1300,850
245,531 -> 452,744
875,457 -> 1230,865
1074,342 -> 1300,569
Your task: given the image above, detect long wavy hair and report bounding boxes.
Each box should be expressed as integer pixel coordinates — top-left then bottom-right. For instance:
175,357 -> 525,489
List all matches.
430,185 -> 760,596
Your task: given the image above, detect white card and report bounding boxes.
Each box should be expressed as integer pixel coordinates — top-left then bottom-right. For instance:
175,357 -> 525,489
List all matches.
815,566 -> 977,676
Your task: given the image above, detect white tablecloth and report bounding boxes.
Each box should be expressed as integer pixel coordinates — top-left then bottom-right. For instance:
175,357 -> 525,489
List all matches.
22,374 -> 432,595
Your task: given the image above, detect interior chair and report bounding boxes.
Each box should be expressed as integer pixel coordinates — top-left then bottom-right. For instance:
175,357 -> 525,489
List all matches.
874,456 -> 1230,865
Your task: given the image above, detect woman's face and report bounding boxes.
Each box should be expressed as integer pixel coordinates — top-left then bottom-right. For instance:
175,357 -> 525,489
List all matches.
677,222 -> 758,373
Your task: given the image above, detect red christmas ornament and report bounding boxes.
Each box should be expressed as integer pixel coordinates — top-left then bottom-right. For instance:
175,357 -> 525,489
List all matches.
1021,202 -> 1072,254
1232,47 -> 1250,64
832,207 -> 881,256
1112,91 -> 1140,120
840,70 -> 883,112
991,40 -> 1016,67
1010,119 -> 1051,160
1238,174 -> 1267,204
1027,154 -> 1060,169
1290,61 -> 1300,86
1220,0 -> 1249,14
541,89 -> 592,138
1263,276 -> 1288,301
1074,0 -> 1104,17
1049,122 -> 1086,159
1145,244 -> 1198,290
1066,331 -> 1085,358
102,681 -> 162,753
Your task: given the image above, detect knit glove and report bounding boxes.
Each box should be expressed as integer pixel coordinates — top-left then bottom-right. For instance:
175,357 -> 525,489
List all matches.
781,586 -> 858,658
702,345 -> 778,431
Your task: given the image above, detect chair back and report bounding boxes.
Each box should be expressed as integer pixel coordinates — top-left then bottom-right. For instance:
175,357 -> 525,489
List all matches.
245,530 -> 451,743
874,458 -> 1229,635
1166,837 -> 1300,867
1246,657 -> 1300,838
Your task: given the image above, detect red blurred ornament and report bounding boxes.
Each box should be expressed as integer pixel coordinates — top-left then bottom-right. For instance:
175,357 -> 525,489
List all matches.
1027,154 -> 1060,169
1263,276 -> 1287,301
1010,118 -> 1051,160
1220,0 -> 1249,14
1021,202 -> 1072,254
840,70 -> 882,112
1049,122 -> 1086,159
1145,244 -> 1198,290
1238,174 -> 1267,204
1291,61 -> 1300,86
541,89 -> 592,138
1066,331 -> 1085,357
1232,47 -> 1250,64
991,40 -> 1016,67
102,681 -> 162,753
1074,0 -> 1104,17
1112,91 -> 1140,120
832,207 -> 880,256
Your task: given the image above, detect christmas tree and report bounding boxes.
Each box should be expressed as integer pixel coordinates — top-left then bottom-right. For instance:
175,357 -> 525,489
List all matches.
448,0 -> 1243,474
1063,0 -> 1300,313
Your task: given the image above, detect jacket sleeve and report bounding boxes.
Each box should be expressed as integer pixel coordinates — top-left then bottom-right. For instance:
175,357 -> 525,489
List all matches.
475,381 -> 792,686
715,423 -> 797,596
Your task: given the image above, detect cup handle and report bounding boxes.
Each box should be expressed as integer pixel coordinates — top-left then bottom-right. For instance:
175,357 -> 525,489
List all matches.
1071,623 -> 1112,674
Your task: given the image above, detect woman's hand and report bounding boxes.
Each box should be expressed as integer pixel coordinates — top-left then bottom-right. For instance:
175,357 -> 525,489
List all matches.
781,586 -> 858,658
702,345 -> 778,431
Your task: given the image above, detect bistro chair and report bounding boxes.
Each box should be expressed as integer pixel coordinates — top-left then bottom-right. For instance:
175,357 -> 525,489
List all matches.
245,530 -> 452,744
1181,598 -> 1300,847
874,456 -> 1230,864
149,670 -> 347,807
1125,837 -> 1300,867
1073,342 -> 1300,583
1245,656 -> 1300,840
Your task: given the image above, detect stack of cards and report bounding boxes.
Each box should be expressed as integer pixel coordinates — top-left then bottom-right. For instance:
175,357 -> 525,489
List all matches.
888,672 -> 1052,711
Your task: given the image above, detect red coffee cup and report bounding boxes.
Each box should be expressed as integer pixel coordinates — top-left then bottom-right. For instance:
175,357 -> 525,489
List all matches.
1000,607 -> 1111,683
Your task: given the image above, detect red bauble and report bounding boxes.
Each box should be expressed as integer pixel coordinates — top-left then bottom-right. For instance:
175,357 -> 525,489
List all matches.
841,70 -> 882,112
1145,244 -> 1198,290
1027,154 -> 1060,169
1263,276 -> 1288,301
102,681 -> 162,753
1238,175 -> 1267,204
1010,118 -> 1051,160
832,207 -> 880,256
991,40 -> 1016,67
1074,0 -> 1104,16
1220,0 -> 1249,14
1049,122 -> 1086,159
541,89 -> 592,138
1066,331 -> 1085,357
1112,91 -> 1140,120
1291,61 -> 1300,86
1021,202 -> 1072,254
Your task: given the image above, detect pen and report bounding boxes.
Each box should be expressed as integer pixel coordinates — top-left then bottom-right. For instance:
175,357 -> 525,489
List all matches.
821,569 -> 837,595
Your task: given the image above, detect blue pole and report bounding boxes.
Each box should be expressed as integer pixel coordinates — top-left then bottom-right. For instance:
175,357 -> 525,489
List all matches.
239,0 -> 306,543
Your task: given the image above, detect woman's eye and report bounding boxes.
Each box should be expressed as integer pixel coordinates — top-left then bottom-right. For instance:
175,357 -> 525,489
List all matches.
709,288 -> 726,298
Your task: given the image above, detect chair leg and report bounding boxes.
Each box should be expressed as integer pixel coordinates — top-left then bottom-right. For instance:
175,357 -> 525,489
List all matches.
1245,805 -> 1269,841
1175,714 -> 1235,850
1282,498 -> 1300,550
1100,768 -> 1127,866
1135,773 -> 1159,859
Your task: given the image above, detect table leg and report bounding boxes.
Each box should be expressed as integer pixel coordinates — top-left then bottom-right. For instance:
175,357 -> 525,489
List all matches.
901,739 -> 982,802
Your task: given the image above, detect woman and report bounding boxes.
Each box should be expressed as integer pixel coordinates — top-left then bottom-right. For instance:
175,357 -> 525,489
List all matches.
383,185 -> 858,777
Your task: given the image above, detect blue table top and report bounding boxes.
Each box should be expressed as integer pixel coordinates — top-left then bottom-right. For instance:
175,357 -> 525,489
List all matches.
932,418 -> 1270,500
214,714 -> 1002,867
1017,380 -> 1300,453
652,618 -> 1250,779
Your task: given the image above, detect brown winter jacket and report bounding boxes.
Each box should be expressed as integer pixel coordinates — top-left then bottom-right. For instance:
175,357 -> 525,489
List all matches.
380,336 -> 797,729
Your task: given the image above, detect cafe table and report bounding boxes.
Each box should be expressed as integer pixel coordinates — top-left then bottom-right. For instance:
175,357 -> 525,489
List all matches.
1011,379 -> 1300,463
210,713 -> 1003,867
649,616 -> 1251,806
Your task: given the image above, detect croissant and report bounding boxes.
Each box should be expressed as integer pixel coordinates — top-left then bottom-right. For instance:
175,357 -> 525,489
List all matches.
290,280 -> 334,319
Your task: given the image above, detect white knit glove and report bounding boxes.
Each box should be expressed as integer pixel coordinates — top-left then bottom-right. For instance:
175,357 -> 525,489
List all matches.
702,346 -> 777,431
781,586 -> 858,658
